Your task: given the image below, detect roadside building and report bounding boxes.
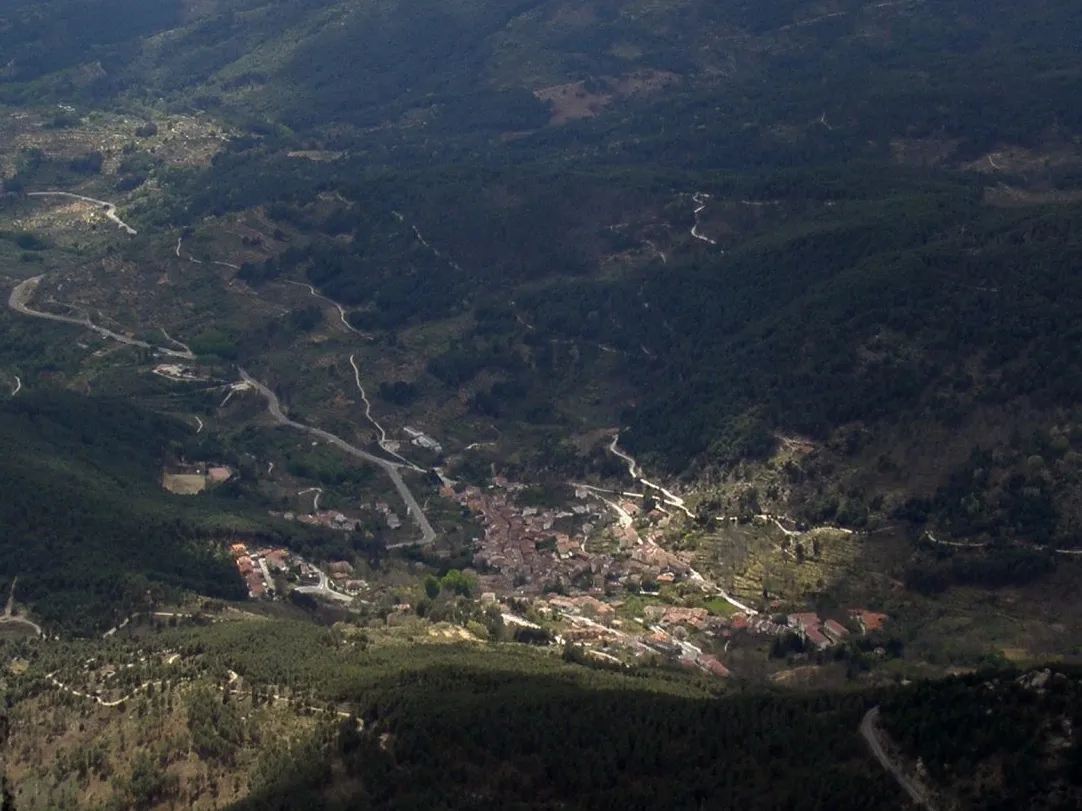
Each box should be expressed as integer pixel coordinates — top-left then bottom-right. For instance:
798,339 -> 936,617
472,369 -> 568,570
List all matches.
823,619 -> 850,643
805,626 -> 831,650
787,612 -> 820,632
699,655 -> 730,677
264,549 -> 288,571
851,610 -> 889,634
245,572 -> 265,598
207,466 -> 233,484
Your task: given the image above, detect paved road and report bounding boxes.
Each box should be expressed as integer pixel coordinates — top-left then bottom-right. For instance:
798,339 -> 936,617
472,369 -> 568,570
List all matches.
282,280 -> 364,335
27,190 -> 137,235
9,276 -> 195,359
239,369 -> 437,545
294,567 -> 354,604
0,577 -> 42,637
608,434 -> 693,517
350,353 -> 424,470
690,192 -> 718,245
298,486 -> 322,512
860,707 -> 936,809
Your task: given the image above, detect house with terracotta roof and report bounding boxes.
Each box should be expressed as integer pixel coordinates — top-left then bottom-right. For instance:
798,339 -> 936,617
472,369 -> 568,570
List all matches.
699,655 -> 730,677
787,612 -> 820,632
263,549 -> 288,571
207,466 -> 233,484
245,572 -> 265,597
850,610 -> 888,634
804,626 -> 830,650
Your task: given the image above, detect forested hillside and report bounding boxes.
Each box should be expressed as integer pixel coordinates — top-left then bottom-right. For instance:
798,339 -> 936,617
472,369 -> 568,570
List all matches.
4,7 -> 1082,810
230,663 -> 1082,811
0,391 -> 253,633
5,0 -> 1077,547
879,668 -> 1082,810
2,0 -> 1082,659
3,610 -> 1078,811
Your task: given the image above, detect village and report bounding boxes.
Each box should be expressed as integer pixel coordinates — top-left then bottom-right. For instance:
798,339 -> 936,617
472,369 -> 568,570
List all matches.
210,464 -> 890,681
227,542 -> 367,600
438,476 -> 890,678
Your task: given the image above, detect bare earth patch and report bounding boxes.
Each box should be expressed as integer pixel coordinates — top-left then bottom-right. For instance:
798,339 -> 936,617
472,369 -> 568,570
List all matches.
287,150 -> 345,162
162,473 -> 207,495
535,70 -> 680,125
535,81 -> 612,125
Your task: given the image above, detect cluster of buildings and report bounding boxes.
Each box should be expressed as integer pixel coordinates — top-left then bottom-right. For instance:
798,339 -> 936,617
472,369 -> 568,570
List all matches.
231,544 -> 270,598
228,542 -> 369,600
448,479 -> 701,598
151,364 -> 205,382
544,594 -> 616,619
787,612 -> 850,650
448,482 -> 604,592
511,587 -> 890,677
785,610 -> 888,650
522,594 -> 745,677
279,509 -> 361,532
229,543 -> 315,598
327,560 -> 368,593
403,426 -> 442,454
730,613 -> 787,636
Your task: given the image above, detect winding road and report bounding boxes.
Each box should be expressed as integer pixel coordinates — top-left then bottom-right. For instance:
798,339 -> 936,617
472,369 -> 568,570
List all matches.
238,368 -> 436,545
690,192 -> 718,245
925,530 -> 1082,556
9,376 -> 20,396
0,577 -> 42,637
160,327 -> 194,357
608,434 -> 693,518
578,444 -> 754,614
349,353 -> 424,471
293,566 -> 353,603
282,280 -> 364,335
860,707 -> 937,809
27,191 -> 137,235
298,487 -> 322,512
9,276 -> 195,359
176,235 -> 240,269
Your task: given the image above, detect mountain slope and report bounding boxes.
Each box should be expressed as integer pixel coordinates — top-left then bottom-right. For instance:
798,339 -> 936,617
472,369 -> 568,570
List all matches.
5,1 -> 1082,545
0,391 -> 250,633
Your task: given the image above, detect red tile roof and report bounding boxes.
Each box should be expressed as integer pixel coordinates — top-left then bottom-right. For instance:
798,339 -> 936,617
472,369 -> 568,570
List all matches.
851,610 -> 888,633
805,627 -> 830,649
699,655 -> 730,677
